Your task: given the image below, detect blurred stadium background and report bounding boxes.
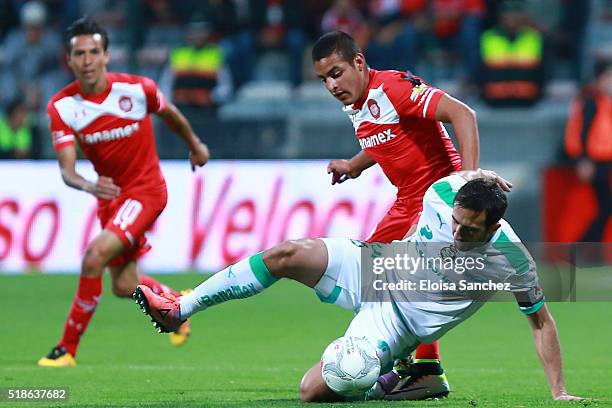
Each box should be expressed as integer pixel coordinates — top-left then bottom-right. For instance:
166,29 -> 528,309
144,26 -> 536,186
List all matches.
1,0 -> 611,267
0,0 -> 612,271
1,1 -> 612,406
0,0 -> 612,262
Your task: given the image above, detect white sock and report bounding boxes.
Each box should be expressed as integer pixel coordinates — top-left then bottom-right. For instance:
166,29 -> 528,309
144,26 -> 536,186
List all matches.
179,252 -> 278,318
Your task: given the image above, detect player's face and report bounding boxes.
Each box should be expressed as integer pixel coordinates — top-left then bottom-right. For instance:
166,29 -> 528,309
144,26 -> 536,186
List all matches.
597,67 -> 612,96
314,52 -> 368,105
67,34 -> 109,91
451,205 -> 496,250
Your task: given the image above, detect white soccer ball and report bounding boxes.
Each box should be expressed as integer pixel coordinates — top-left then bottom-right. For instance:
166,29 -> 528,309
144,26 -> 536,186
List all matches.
321,336 -> 381,397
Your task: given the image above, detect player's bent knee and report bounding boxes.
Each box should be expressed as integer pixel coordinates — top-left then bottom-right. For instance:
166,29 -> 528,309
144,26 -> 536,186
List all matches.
111,281 -> 136,298
299,363 -> 341,403
299,378 -> 340,402
81,247 -> 107,277
299,371 -> 320,403
299,382 -> 318,403
266,240 -> 302,276
82,239 -> 121,276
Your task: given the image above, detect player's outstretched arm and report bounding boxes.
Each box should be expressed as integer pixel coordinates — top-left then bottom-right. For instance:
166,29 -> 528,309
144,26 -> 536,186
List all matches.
327,151 -> 376,184
434,94 -> 480,170
157,101 -> 210,170
526,304 -> 584,401
56,146 -> 120,200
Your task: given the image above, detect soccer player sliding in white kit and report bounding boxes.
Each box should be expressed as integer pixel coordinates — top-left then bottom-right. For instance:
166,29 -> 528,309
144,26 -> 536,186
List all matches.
134,169 -> 584,402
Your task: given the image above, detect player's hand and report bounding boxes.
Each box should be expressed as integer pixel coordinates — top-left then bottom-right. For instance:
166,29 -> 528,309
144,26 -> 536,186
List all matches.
576,159 -> 595,183
479,169 -> 513,192
327,159 -> 361,185
91,176 -> 121,200
453,169 -> 513,192
189,141 -> 210,171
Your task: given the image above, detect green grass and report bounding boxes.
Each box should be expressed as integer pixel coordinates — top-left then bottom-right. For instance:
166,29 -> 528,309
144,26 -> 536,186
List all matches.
1,273 -> 610,407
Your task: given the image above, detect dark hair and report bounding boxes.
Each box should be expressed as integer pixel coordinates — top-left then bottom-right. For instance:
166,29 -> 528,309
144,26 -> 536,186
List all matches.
594,57 -> 612,80
312,31 -> 361,64
65,17 -> 108,52
455,179 -> 507,227
6,96 -> 25,116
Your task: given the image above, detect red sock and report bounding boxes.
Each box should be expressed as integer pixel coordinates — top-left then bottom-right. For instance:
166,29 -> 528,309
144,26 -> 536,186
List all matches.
415,341 -> 440,361
139,274 -> 180,297
59,275 -> 103,357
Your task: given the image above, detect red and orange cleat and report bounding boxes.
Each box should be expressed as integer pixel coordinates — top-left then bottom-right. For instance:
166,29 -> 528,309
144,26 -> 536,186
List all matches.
169,290 -> 192,346
133,285 -> 185,333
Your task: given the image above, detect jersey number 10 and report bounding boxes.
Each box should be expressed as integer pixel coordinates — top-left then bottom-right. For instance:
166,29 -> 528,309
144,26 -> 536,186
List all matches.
113,199 -> 143,231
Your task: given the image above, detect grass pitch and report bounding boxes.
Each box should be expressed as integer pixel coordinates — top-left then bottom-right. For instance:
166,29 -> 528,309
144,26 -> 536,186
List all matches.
1,273 -> 610,407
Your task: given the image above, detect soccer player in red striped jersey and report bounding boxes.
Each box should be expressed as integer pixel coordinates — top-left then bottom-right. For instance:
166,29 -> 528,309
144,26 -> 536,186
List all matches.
38,18 -> 210,367
313,31 -> 481,399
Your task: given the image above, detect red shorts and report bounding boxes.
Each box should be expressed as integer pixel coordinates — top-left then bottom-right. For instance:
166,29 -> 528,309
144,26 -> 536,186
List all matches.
97,189 -> 167,267
366,197 -> 421,243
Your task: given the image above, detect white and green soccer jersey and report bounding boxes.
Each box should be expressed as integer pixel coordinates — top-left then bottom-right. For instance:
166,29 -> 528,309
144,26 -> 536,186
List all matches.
314,175 -> 545,362
389,175 -> 545,344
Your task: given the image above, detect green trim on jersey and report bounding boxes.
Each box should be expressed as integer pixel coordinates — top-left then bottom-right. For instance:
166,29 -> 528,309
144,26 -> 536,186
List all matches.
432,181 -> 456,208
249,252 -> 278,288
493,231 -> 531,274
376,340 -> 394,374
519,298 -> 545,315
317,285 -> 342,304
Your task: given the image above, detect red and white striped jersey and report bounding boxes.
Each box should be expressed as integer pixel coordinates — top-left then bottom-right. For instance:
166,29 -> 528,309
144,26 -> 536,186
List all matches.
47,72 -> 167,194
344,69 -> 462,200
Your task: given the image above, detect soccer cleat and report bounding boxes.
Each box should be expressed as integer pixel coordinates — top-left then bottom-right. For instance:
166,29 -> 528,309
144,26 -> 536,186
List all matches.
385,372 -> 450,400
169,290 -> 192,346
384,360 -> 450,400
133,285 -> 185,333
365,370 -> 401,400
37,346 -> 76,367
393,356 -> 414,376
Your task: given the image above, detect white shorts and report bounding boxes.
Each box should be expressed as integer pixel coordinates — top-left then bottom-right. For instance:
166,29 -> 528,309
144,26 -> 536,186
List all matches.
315,238 -> 420,372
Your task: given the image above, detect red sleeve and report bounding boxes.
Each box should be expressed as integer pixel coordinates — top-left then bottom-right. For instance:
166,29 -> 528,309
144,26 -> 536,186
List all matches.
401,0 -> 426,15
141,76 -> 167,114
384,74 -> 445,120
47,100 -> 76,151
465,0 -> 485,13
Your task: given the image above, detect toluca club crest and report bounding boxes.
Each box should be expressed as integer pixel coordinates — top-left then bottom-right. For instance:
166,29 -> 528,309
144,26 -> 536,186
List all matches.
367,99 -> 380,119
119,96 -> 133,112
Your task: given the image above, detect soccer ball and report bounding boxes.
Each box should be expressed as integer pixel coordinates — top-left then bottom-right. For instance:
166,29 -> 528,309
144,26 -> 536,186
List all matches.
321,336 -> 381,397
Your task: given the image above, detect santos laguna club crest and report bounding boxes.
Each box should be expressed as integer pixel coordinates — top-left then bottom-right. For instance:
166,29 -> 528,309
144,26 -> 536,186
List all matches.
367,99 -> 380,119
119,95 -> 133,112
440,245 -> 458,260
